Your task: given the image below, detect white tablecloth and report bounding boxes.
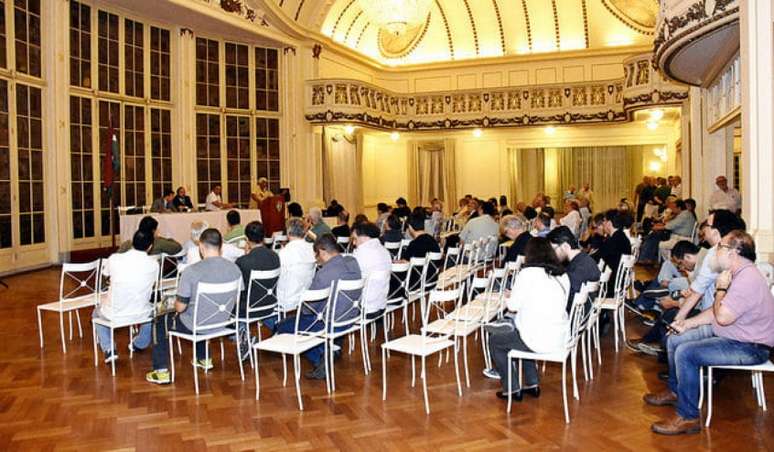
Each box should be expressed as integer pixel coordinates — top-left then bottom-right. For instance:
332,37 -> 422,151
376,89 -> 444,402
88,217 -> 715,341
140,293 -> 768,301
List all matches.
119,209 -> 262,244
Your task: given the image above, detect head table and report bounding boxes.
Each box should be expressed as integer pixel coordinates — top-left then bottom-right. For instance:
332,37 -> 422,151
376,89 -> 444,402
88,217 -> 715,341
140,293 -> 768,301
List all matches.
119,209 -> 262,245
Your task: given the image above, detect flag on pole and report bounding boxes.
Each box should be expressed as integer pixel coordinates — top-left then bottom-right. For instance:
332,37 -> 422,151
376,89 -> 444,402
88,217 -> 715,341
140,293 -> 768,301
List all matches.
102,122 -> 119,196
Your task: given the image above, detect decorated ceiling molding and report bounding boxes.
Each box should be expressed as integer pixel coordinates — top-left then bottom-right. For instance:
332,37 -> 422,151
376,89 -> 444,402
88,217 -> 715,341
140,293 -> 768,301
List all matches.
305,53 -> 688,130
266,0 -> 657,66
654,0 -> 739,86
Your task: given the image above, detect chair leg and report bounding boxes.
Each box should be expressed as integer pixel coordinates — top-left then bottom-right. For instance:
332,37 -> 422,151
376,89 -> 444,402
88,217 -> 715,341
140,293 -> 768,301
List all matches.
328,339 -> 336,393
37,308 -> 44,349
613,308 -> 620,352
381,347 -> 388,401
595,320 -> 602,365
193,343 -> 200,395
236,335 -> 245,382
282,354 -> 288,386
59,312 -> 67,353
360,327 -> 370,375
294,354 -> 304,410
92,322 -> 98,367
176,338 -> 182,355
110,327 -> 116,377
169,335 -> 176,382
507,355 -> 513,414
421,355 -> 430,415
411,355 -> 417,388
68,311 -> 73,341
571,347 -> 579,400
75,309 -> 84,338
463,336 -> 470,388
619,306 -> 627,345
254,348 -> 260,400
219,338 -> 225,362
759,372 -> 767,411
698,367 -> 704,410
706,367 -> 714,427
453,344 -> 462,397
562,360 -> 570,424
581,333 -> 589,381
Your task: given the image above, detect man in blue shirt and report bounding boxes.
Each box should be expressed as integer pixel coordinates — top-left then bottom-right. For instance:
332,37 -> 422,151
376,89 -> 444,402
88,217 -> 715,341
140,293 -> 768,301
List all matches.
638,199 -> 695,263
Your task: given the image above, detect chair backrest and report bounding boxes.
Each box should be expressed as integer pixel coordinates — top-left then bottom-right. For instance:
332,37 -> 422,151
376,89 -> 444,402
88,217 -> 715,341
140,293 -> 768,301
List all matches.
397,238 -> 412,260
386,261 -> 410,306
244,268 -> 282,319
328,278 -> 365,331
422,285 -> 464,340
272,233 -> 288,250
294,286 -> 333,337
226,235 -> 247,248
60,260 -> 101,304
565,284 -> 591,350
611,255 -> 635,301
406,256 -> 428,295
756,262 -> 774,288
191,278 -> 242,334
363,269 -> 391,314
263,236 -> 274,247
425,251 -> 444,289
443,246 -> 461,271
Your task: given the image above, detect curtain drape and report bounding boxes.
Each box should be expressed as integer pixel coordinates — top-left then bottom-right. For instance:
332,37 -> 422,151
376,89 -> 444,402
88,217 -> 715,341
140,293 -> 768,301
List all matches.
322,127 -> 364,215
507,147 -> 545,206
408,139 -> 457,213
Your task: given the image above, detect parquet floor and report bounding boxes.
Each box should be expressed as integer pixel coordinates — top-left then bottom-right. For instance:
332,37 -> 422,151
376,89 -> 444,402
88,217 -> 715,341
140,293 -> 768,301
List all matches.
1,267 -> 773,451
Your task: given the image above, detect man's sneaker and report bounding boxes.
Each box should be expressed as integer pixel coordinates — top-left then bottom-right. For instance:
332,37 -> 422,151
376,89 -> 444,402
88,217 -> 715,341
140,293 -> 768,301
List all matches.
643,288 -> 670,299
634,281 -> 648,293
482,368 -> 500,380
192,358 -> 214,370
624,299 -> 645,315
484,318 -> 515,335
146,369 -> 171,385
638,342 -> 664,356
304,362 -> 327,380
624,340 -> 643,353
104,351 -> 118,364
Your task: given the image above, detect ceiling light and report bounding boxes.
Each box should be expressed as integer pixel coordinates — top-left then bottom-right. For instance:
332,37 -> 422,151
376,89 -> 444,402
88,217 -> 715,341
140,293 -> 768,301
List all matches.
472,128 -> 482,138
344,125 -> 355,135
649,161 -> 662,172
357,0 -> 432,36
650,109 -> 664,121
646,121 -> 658,130
545,126 -> 556,136
390,131 -> 400,141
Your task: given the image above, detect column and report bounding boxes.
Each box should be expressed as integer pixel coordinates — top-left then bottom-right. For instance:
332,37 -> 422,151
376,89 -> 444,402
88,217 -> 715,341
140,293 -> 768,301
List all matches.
173,28 -> 196,200
740,0 -> 774,261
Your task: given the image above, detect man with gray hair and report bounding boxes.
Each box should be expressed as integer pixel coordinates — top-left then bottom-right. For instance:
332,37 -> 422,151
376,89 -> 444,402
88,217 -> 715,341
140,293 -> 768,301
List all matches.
502,214 -> 531,263
277,217 -> 317,312
306,206 -> 331,241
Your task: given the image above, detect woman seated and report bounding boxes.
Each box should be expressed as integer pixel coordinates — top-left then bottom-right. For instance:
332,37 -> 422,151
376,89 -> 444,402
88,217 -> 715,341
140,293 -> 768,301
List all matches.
483,237 -> 570,400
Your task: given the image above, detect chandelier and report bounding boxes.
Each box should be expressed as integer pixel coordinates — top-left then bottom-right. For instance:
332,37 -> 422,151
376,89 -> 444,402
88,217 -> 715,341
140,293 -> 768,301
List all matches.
357,0 -> 433,36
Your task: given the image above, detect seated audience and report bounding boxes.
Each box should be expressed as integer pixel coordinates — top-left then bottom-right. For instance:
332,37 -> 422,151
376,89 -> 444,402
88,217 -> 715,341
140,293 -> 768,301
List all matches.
119,216 -> 182,255
645,230 -> 774,435
223,210 -> 245,242
151,189 -> 176,213
307,207 -> 332,241
146,228 -> 243,384
392,197 -> 411,219
580,213 -> 606,257
560,200 -> 582,237
532,212 -> 552,238
277,218 -> 317,312
287,202 -> 304,219
548,226 -> 601,312
184,221 -> 209,265
353,214 -> 369,227
235,221 -> 281,330
638,199 -> 695,264
501,214 -> 531,263
595,210 -> 632,296
499,195 -> 510,214
172,186 -> 194,212
403,212 -> 441,288
205,184 -> 232,211
484,238 -> 570,395
331,210 -> 351,238
352,222 -> 391,319
459,201 -> 499,258
381,214 -> 403,244
375,203 -> 391,231
276,233 -> 362,380
325,199 -> 345,217
93,229 -> 158,363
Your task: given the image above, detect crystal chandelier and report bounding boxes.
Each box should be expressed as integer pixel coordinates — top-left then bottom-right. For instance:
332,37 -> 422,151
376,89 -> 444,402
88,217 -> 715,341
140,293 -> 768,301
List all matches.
357,0 -> 433,36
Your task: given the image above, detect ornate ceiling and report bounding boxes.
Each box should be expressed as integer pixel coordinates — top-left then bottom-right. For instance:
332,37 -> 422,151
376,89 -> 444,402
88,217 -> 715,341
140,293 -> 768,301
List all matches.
270,0 -> 657,65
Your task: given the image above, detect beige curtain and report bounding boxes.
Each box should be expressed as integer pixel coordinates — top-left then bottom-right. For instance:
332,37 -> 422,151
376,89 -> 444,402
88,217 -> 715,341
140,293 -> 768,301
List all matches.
408,139 -> 457,213
507,147 -> 545,206
322,127 -> 364,215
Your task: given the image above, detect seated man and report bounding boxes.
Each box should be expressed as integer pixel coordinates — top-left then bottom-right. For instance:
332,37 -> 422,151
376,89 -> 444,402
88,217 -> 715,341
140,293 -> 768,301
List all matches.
459,201 -> 500,260
118,216 -> 182,256
146,228 -> 243,384
277,218 -> 317,313
595,210 -> 631,297
205,184 -> 232,211
151,189 -> 176,213
532,212 -> 552,238
580,213 -> 606,258
645,230 -> 774,435
548,226 -> 601,313
392,197 -> 411,219
639,199 -> 694,263
501,214 -> 531,263
352,222 -> 391,320
331,210 -> 351,238
173,186 -> 194,212
375,203 -> 391,232
276,233 -> 362,380
93,229 -> 158,363
306,207 -> 331,241
403,212 -> 441,289
235,221 -> 281,330
223,210 -> 245,242
184,221 -> 209,265
629,240 -> 697,313
381,214 -> 403,245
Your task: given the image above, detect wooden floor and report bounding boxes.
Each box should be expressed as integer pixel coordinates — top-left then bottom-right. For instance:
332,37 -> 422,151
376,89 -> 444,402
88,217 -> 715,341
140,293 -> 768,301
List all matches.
2,267 -> 773,451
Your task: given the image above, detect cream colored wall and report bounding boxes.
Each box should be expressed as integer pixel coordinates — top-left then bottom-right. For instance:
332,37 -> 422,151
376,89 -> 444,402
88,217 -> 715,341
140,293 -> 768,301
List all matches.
361,132 -> 410,218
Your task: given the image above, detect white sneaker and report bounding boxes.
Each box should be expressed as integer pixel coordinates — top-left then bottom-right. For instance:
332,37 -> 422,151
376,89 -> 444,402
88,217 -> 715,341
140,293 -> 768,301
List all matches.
192,358 -> 214,370
482,368 -> 500,380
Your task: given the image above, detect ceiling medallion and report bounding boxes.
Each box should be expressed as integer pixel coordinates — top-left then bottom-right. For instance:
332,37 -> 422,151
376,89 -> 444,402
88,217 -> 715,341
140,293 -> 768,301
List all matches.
601,0 -> 657,33
359,0 -> 432,35
377,13 -> 431,59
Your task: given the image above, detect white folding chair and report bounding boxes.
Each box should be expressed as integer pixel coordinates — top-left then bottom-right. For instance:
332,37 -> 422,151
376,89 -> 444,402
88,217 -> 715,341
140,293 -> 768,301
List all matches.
37,260 -> 101,353
382,286 -> 464,414
405,256 -> 429,326
253,286 -> 332,410
357,269 -> 391,373
384,240 -> 401,260
396,238 -> 412,260
168,278 -> 243,394
384,262 -> 411,336
598,255 -> 635,352
443,246 -> 461,272
424,251 -> 444,291
323,278 -> 366,392
226,235 -> 247,248
336,236 -> 351,253
271,233 -> 288,250
586,268 -> 611,374
507,285 -> 590,423
237,268 -> 281,368
700,360 -> 774,427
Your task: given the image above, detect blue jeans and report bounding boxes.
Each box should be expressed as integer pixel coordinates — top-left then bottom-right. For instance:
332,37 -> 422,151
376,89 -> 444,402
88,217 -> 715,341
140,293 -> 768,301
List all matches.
666,324 -> 770,419
639,233 -> 663,262
95,322 -> 152,355
151,314 -> 207,371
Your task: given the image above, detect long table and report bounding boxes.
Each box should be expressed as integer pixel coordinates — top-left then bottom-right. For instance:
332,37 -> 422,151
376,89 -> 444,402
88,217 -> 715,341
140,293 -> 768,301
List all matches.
119,209 -> 262,244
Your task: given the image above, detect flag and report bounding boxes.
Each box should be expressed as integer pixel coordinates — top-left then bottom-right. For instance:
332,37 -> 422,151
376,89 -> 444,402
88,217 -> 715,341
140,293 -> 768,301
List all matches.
102,122 -> 119,196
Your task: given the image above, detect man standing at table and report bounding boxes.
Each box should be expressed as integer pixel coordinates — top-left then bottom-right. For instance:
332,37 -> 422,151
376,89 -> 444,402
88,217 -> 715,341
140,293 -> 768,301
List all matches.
249,177 -> 274,209
205,184 -> 232,211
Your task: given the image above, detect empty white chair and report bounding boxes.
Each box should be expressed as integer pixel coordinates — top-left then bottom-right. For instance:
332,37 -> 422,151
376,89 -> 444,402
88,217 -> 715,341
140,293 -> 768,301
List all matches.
37,260 -> 101,353
168,278 -> 244,394
701,360 -> 774,427
358,270 -> 391,372
443,246 -> 461,272
586,268 -> 611,375
384,262 -> 411,335
597,255 -> 635,352
336,236 -> 351,253
253,287 -> 332,410
382,286 -> 464,414
322,278 -> 367,392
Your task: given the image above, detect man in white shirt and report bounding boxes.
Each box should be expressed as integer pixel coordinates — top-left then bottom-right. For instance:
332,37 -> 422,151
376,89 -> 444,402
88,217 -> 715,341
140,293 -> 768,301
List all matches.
205,184 -> 232,211
352,222 -> 392,317
708,175 -> 741,213
560,199 -> 582,238
670,176 -> 683,198
94,229 -> 159,363
277,217 -> 317,312
459,201 -> 500,259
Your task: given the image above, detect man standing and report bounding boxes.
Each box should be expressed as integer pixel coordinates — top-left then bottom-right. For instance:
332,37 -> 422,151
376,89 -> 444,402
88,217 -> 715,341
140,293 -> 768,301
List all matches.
151,189 -> 176,213
249,177 -> 274,209
146,228 -> 243,384
709,175 -> 741,213
645,231 -> 774,435
548,226 -> 601,312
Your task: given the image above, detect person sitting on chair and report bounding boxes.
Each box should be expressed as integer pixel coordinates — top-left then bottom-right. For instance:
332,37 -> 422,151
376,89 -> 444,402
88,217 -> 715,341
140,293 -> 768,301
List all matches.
645,230 -> 774,435
275,233 -> 362,381
146,228 -> 243,385
235,221 -> 281,331
118,216 -> 182,255
548,225 -> 601,313
151,189 -> 176,213
594,210 -> 631,297
331,210 -> 351,238
93,229 -> 158,364
205,184 -> 232,211
223,210 -> 245,242
352,222 -> 391,320
172,186 -> 194,212
277,218 -> 316,313
483,237 -> 570,393
306,207 -> 331,242
501,214 -> 531,263
381,214 -> 403,245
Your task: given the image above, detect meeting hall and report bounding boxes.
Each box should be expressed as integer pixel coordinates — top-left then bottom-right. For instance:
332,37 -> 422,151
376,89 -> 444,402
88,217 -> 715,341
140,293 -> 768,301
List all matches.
1,0 -> 773,449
